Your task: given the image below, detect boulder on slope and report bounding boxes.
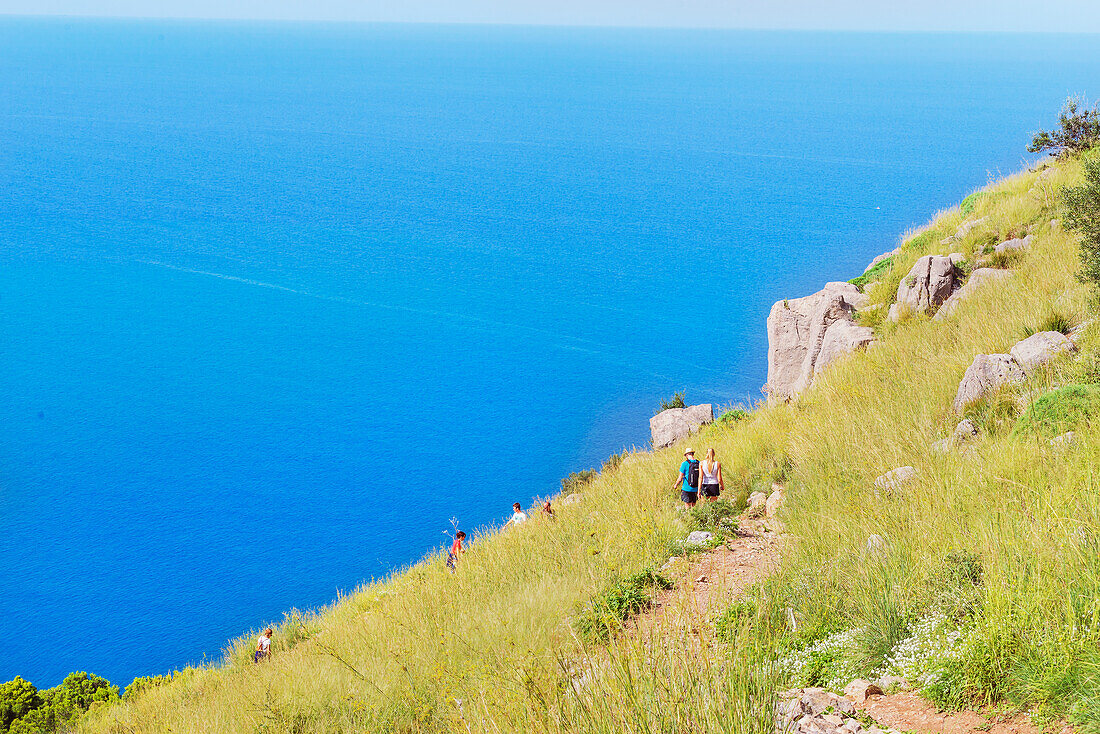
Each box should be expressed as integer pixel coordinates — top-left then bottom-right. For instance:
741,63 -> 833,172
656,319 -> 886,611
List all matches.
994,234 -> 1032,254
953,354 -> 1026,412
890,255 -> 957,320
934,268 -> 1012,320
650,404 -> 713,449
1009,331 -> 1076,373
765,282 -> 873,402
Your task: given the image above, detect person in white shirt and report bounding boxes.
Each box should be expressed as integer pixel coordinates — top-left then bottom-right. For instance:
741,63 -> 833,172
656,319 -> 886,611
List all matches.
505,502 -> 528,527
254,628 -> 272,663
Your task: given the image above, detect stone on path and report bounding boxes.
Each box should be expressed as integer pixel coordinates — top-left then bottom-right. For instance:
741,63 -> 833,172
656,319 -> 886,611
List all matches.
766,488 -> 785,518
844,679 -> 883,703
650,403 -> 713,449
684,530 -> 714,547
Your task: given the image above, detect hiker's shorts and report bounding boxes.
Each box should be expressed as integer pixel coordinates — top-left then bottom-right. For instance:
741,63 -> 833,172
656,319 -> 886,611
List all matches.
680,490 -> 698,504
701,484 -> 720,498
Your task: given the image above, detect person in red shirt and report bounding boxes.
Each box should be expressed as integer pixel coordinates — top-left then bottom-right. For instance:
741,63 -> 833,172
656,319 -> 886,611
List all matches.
447,531 -> 466,572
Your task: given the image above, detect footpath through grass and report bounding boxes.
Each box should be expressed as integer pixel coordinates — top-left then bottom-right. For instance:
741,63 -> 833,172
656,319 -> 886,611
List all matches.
76,153 -> 1100,733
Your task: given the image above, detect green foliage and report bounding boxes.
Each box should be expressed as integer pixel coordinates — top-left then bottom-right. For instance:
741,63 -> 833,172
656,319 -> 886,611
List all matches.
688,499 -> 739,533
960,191 -> 985,215
657,391 -> 686,412
1022,308 -> 1075,337
715,599 -> 757,642
1,678 -> 41,733
601,450 -> 626,473
928,551 -> 985,622
849,255 -> 894,290
2,673 -> 117,734
719,408 -> 751,423
1028,96 -> 1100,157
561,468 -> 597,493
574,570 -> 672,644
1013,384 -> 1100,438
1062,150 -> 1100,293
122,674 -> 171,702
903,229 -> 939,252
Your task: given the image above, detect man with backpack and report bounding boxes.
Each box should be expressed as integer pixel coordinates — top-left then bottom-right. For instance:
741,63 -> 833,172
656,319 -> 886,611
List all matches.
670,448 -> 700,508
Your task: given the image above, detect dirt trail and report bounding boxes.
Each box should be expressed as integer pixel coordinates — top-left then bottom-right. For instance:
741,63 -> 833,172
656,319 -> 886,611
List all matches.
631,510 -> 1066,734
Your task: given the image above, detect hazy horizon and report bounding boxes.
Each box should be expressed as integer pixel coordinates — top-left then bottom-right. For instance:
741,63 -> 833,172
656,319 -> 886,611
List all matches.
2,0 -> 1099,33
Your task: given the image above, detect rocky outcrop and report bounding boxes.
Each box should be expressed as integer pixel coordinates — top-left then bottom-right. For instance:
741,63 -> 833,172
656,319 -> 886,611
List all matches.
888,256 -> 957,321
1009,331 -> 1075,372
650,404 -> 713,449
777,687 -> 902,734
953,353 -> 1026,412
933,268 -> 1011,320
766,487 -> 785,517
864,248 -> 899,273
994,234 -> 1032,254
765,282 -> 873,402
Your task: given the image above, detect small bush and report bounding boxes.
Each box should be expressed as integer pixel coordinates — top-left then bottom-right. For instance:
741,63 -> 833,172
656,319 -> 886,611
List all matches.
562,469 -> 597,493
122,674 -> 171,702
849,255 -> 894,291
960,192 -> 985,215
904,229 -> 939,251
718,408 -> 750,423
1028,96 -> 1100,157
1062,150 -> 1100,294
601,451 -> 626,473
928,551 -> 984,622
688,499 -> 738,533
1013,384 -> 1100,438
574,570 -> 673,644
1022,309 -> 1074,337
657,391 -> 686,412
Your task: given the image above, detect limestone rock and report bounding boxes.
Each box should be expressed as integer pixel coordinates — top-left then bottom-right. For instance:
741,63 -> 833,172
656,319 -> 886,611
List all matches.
865,248 -> 899,273
650,404 -> 713,449
994,234 -> 1033,254
1050,431 -> 1076,450
891,255 -> 957,319
866,534 -> 888,554
1009,331 -> 1075,373
562,493 -> 582,506
746,491 -> 768,517
844,679 -> 883,702
934,268 -> 1011,320
684,530 -> 714,547
875,675 -> 909,691
932,418 -> 980,453
953,354 -> 1026,412
875,466 -> 916,493
765,282 -> 873,402
952,216 -> 988,241
766,488 -> 785,517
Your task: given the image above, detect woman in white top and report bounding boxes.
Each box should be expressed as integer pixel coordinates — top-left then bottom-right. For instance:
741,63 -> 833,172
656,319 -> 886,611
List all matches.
699,448 -> 723,502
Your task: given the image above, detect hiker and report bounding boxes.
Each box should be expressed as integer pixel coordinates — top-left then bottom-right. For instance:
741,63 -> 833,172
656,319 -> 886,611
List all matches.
505,502 -> 528,527
254,628 -> 272,663
670,448 -> 700,508
700,448 -> 723,502
542,499 -> 555,518
447,530 -> 466,572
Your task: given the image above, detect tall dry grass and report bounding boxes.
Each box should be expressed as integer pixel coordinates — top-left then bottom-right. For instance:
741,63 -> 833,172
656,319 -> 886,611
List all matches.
83,156 -> 1099,732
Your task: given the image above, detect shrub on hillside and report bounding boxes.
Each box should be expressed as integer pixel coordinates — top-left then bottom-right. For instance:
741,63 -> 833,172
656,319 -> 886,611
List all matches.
849,255 -> 894,291
573,570 -> 672,644
1028,97 -> 1100,158
122,674 -> 171,702
718,407 -> 751,423
2,672 -> 118,734
1062,150 -> 1100,295
561,468 -> 597,493
1022,308 -> 1075,337
1013,384 -> 1100,438
960,192 -> 985,215
688,499 -> 738,533
656,391 -> 686,413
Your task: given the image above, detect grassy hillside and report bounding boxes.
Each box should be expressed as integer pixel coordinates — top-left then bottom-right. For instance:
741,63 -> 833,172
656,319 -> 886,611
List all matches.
75,153 -> 1100,734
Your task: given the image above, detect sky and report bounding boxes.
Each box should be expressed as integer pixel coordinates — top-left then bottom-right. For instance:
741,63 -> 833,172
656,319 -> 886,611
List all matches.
1,0 -> 1099,31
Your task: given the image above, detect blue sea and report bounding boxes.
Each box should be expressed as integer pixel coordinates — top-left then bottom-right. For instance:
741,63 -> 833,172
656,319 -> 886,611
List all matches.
1,18 -> 1097,687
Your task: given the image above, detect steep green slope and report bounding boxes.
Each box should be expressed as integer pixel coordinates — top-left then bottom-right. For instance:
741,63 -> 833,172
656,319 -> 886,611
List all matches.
75,154 -> 1099,734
